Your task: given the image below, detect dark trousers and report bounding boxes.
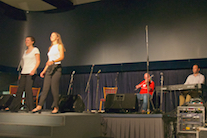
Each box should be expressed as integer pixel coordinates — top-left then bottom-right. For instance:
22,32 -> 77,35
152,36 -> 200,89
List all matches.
9,74 -> 36,112
38,65 -> 62,108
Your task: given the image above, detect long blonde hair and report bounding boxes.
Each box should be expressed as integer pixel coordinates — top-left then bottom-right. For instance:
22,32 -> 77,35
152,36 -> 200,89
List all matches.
49,32 -> 66,52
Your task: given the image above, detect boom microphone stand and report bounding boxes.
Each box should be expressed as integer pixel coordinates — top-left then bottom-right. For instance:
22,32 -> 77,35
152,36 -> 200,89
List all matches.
84,64 -> 94,112
115,72 -> 119,88
146,25 -> 151,114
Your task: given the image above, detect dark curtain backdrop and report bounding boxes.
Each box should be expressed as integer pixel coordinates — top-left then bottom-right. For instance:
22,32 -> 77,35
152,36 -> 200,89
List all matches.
33,68 -> 207,112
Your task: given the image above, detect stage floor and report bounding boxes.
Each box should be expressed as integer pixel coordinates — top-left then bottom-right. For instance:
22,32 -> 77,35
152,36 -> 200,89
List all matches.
0,111 -> 164,138
0,110 -> 101,138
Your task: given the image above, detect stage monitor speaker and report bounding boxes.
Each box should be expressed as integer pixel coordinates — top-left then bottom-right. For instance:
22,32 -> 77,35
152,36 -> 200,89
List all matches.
59,94 -> 85,113
0,94 -> 13,109
104,93 -> 138,113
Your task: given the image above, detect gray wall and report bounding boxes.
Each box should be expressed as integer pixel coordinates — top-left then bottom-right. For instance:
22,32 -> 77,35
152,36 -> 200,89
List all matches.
0,0 -> 207,68
0,14 -> 27,68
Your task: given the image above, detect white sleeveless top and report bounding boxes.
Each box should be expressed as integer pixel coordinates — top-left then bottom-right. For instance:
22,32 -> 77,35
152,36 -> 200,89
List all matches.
47,44 -> 61,64
21,47 -> 40,74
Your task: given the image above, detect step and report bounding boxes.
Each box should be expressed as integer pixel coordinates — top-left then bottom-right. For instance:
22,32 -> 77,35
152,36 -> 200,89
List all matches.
0,112 -> 65,126
0,112 -> 101,138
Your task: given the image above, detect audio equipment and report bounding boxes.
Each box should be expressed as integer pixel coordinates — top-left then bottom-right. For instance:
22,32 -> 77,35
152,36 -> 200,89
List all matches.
196,127 -> 207,138
59,95 -> 85,113
177,106 -> 205,134
104,93 -> 138,113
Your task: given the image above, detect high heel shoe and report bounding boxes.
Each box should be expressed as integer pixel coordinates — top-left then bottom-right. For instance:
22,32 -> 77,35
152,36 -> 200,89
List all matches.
31,109 -> 42,114
32,109 -> 41,114
51,108 -> 59,114
4,108 -> 10,112
51,111 -> 59,114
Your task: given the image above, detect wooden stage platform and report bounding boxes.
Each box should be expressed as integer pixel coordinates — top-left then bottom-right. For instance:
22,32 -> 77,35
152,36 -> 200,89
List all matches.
0,111 -> 101,138
0,111 -> 164,138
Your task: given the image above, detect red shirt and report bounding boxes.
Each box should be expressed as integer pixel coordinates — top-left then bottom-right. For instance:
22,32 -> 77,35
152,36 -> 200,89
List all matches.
139,80 -> 155,95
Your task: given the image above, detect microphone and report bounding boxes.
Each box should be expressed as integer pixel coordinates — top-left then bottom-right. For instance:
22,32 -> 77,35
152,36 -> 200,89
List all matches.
91,64 -> 95,70
149,74 -> 154,79
96,70 -> 101,76
160,72 -> 164,85
97,69 -> 101,74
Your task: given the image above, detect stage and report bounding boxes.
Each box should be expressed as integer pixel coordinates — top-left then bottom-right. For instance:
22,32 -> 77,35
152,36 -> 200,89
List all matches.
0,111 -> 101,138
0,111 -> 164,138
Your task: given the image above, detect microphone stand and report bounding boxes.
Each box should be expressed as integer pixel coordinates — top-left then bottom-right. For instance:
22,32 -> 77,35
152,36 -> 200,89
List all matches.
115,72 -> 119,88
95,70 -> 101,112
160,72 -> 164,112
67,71 -> 75,95
84,64 -> 94,112
146,25 -> 150,114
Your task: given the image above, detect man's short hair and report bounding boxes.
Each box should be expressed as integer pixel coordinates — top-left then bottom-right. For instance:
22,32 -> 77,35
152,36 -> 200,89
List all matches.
193,64 -> 200,68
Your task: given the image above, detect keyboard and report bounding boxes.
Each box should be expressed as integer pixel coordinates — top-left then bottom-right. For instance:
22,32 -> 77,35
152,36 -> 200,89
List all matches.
155,83 -> 206,91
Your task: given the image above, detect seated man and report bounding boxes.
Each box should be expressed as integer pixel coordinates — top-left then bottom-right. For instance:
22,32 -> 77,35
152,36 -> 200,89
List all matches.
135,73 -> 155,113
179,64 -> 205,106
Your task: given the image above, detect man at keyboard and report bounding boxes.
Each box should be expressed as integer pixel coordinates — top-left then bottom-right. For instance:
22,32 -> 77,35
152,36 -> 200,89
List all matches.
179,64 -> 205,105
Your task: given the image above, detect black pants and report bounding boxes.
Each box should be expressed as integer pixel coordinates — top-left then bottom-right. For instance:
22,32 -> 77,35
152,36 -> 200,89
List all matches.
38,65 -> 62,108
9,74 -> 36,112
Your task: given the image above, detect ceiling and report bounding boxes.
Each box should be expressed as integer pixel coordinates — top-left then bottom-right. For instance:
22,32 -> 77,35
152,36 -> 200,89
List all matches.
0,0 -> 100,11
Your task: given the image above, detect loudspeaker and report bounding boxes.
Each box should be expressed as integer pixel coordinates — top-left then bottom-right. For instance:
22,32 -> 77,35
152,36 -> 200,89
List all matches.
104,93 -> 138,113
0,94 -> 13,109
59,95 -> 85,113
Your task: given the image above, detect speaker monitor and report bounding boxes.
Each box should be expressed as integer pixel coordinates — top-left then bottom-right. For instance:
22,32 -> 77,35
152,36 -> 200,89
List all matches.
104,93 -> 138,113
59,95 -> 85,113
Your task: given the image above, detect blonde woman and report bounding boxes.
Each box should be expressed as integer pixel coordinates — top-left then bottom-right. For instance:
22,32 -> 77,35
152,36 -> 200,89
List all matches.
32,32 -> 65,114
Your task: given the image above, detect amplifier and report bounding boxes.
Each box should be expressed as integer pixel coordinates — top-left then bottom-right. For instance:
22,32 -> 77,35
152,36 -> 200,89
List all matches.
177,106 -> 205,134
104,93 -> 138,113
196,127 -> 207,138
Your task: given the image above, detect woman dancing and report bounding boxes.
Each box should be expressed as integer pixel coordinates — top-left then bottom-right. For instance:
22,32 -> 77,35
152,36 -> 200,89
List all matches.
32,32 -> 65,114
6,36 -> 40,112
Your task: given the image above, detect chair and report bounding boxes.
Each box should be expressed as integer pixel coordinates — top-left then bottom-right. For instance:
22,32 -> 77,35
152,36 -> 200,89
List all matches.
9,85 -> 41,107
99,87 -> 118,112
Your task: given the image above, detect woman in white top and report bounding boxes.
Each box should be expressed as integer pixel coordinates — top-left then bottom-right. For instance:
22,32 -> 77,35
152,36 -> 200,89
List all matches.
6,36 -> 40,112
32,32 -> 65,114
